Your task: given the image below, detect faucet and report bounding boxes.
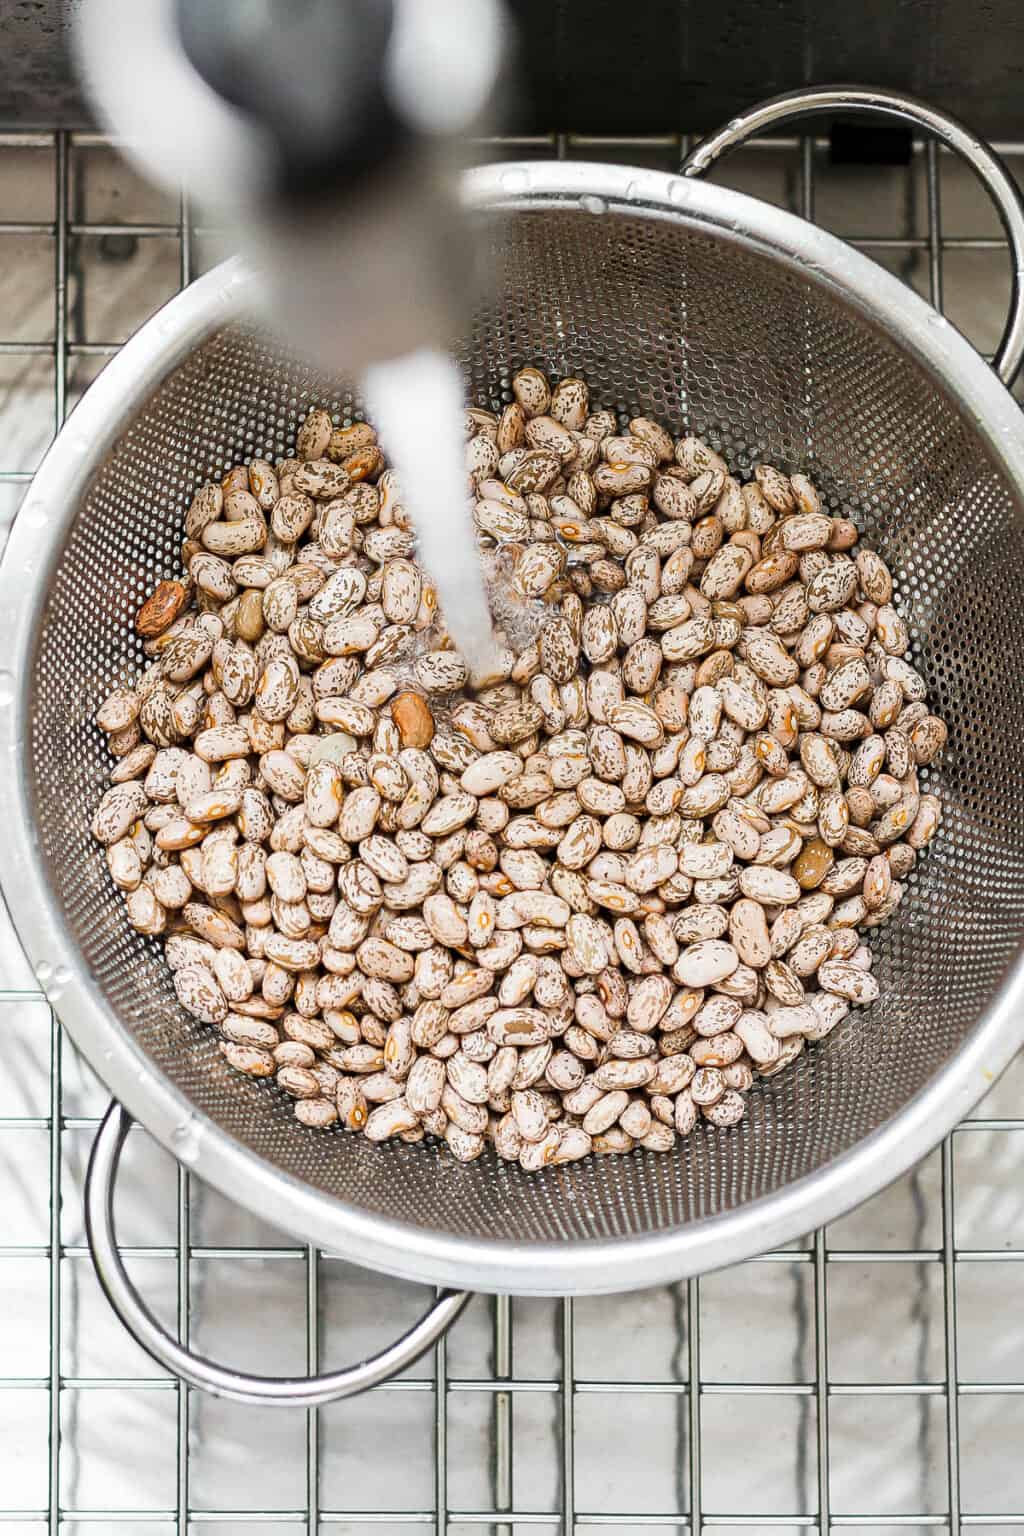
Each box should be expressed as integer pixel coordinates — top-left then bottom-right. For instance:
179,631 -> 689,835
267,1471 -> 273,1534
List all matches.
74,0 -> 508,376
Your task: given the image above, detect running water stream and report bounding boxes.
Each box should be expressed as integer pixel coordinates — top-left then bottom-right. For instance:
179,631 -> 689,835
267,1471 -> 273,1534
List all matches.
363,347 -> 502,679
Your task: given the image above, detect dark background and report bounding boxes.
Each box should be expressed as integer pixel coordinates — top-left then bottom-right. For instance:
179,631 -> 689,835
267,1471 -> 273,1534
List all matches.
3,0 -> 1024,136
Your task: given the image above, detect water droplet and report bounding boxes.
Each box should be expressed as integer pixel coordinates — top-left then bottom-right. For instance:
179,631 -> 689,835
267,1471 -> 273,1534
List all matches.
309,731 -> 356,765
669,178 -> 692,205
580,195 -> 608,216
171,1115 -> 202,1165
0,671 -> 14,707
35,960 -> 53,983
54,963 -> 71,985
500,167 -> 530,194
20,499 -> 47,529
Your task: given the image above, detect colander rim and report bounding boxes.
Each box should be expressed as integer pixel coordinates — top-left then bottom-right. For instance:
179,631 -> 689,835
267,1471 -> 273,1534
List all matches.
2,159 -> 1024,1294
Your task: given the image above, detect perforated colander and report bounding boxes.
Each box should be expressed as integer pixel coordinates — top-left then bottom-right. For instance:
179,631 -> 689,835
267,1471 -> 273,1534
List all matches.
3,87 -> 1024,1406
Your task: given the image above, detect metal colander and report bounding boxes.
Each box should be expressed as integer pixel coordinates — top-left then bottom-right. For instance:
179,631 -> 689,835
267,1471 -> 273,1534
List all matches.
4,87 -> 1024,1403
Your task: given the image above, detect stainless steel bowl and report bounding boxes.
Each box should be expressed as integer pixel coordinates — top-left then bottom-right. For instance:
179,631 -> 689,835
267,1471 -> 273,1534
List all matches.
4,88 -> 1024,1404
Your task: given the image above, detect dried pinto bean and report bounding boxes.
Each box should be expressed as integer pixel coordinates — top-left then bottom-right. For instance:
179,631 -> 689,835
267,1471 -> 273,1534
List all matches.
94,378 -> 944,1166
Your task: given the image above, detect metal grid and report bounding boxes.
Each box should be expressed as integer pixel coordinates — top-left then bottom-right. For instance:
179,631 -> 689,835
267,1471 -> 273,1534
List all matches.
1,125 -> 1024,1533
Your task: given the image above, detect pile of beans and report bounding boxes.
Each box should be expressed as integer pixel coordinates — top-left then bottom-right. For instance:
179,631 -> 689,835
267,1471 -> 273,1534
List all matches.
91,368 -> 946,1169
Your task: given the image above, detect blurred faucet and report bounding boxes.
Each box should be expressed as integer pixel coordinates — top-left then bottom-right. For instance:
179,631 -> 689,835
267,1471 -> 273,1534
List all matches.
74,0 -> 508,376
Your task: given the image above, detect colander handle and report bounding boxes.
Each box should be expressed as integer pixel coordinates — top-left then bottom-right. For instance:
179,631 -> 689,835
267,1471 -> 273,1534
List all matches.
681,85 -> 1024,388
84,1102 -> 470,1406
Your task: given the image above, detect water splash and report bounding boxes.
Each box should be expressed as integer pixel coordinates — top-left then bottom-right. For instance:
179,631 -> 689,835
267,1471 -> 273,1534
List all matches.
363,347 -> 500,678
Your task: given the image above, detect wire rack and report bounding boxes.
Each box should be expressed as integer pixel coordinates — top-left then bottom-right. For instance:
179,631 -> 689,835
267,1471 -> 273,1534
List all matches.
2,124 -> 1024,1534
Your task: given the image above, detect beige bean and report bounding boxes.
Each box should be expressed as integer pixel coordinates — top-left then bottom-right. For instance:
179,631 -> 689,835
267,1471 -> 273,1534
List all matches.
95,385 -> 944,1163
817,959 -> 880,1004
737,866 -> 801,906
674,940 -> 739,988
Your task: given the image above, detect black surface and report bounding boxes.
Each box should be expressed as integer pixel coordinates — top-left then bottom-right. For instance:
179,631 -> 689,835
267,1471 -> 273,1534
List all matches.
3,0 -> 1024,139
829,120 -> 913,165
